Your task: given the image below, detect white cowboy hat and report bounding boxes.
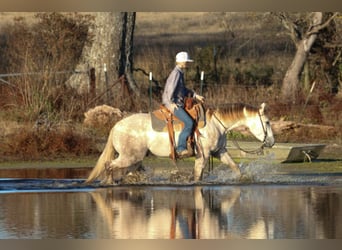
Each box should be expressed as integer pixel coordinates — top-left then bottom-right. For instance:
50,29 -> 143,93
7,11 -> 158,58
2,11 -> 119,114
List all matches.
176,51 -> 194,63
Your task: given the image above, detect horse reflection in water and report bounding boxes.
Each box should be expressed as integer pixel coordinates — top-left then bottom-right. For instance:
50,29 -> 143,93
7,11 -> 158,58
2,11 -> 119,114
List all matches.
0,185 -> 340,238
88,186 -> 342,239
89,187 -> 241,239
86,103 -> 275,184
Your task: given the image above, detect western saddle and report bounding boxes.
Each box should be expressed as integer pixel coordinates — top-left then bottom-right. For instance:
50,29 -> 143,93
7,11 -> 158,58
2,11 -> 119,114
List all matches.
151,98 -> 205,160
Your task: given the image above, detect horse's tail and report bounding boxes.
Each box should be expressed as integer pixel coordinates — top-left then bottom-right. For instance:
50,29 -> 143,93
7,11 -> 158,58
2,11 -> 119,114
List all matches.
85,127 -> 116,183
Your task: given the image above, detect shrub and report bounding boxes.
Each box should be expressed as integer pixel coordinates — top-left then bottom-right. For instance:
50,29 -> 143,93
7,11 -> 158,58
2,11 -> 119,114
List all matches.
0,13 -> 92,121
1,125 -> 98,160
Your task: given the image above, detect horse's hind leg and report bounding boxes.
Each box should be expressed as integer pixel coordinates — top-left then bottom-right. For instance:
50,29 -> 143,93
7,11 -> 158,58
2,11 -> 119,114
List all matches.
103,155 -> 143,184
102,161 -> 116,185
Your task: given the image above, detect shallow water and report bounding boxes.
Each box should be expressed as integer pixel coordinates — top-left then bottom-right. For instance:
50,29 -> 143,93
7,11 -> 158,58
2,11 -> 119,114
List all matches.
0,183 -> 341,239
0,158 -> 342,239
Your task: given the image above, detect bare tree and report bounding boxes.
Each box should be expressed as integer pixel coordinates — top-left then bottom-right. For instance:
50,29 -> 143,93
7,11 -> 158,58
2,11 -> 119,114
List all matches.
275,12 -> 339,103
67,12 -> 138,103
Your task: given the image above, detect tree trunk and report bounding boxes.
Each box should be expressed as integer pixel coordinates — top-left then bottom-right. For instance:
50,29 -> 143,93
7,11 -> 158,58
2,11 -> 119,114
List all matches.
119,12 -> 139,96
67,12 -> 138,102
281,41 -> 308,103
280,12 -> 323,104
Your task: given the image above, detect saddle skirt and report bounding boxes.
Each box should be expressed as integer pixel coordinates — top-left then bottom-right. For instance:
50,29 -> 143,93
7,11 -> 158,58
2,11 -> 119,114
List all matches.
151,103 -> 206,132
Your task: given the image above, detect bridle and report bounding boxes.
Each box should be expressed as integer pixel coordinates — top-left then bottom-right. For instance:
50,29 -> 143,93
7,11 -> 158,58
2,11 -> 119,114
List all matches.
212,110 -> 269,155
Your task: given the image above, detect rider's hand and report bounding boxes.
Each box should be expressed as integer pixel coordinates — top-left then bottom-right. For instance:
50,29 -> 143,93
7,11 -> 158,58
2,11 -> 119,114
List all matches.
170,103 -> 178,113
195,94 -> 205,103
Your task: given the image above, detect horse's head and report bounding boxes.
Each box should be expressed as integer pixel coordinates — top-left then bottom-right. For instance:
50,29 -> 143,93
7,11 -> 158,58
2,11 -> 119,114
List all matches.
243,103 -> 275,148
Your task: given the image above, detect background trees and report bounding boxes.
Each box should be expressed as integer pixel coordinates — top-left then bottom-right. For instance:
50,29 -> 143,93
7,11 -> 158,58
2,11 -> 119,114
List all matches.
0,12 -> 341,116
0,13 -> 91,120
274,12 -> 340,104
67,12 -> 138,106
0,12 -> 341,160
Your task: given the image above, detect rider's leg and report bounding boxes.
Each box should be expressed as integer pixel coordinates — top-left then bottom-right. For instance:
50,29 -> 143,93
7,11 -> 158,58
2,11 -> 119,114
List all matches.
174,107 -> 193,152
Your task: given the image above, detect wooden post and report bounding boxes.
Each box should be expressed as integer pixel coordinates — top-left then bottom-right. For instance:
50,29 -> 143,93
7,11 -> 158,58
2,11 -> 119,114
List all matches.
200,71 -> 204,96
89,68 -> 96,104
104,63 -> 110,104
149,72 -> 152,111
304,61 -> 310,92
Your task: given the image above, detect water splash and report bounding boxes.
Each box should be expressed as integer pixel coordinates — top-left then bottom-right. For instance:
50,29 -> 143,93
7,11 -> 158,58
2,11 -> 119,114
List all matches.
1,154 -> 340,191
118,155 -> 341,186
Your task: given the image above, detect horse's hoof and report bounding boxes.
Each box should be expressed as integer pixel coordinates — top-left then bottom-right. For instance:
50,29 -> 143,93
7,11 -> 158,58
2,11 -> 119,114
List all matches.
113,178 -> 123,185
193,175 -> 202,182
190,175 -> 201,183
100,179 -> 114,186
170,169 -> 179,175
105,161 -> 112,171
239,174 -> 253,183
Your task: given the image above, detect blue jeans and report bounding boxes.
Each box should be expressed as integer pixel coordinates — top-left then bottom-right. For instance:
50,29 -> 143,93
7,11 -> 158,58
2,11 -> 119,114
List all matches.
174,107 -> 194,152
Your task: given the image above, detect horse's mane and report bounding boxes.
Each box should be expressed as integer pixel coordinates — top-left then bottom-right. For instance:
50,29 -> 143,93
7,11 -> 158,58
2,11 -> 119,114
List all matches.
206,103 -> 259,120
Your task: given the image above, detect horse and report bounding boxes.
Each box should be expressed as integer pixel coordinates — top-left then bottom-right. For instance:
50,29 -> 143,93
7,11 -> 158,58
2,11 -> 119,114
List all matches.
85,102 -> 275,184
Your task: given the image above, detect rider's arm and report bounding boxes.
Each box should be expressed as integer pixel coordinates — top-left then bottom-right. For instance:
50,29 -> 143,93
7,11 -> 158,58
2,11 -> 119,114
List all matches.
162,68 -> 180,111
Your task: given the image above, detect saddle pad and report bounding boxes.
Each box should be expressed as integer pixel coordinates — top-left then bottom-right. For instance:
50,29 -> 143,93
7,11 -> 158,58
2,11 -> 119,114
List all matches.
150,109 -> 171,132
150,104 -> 206,132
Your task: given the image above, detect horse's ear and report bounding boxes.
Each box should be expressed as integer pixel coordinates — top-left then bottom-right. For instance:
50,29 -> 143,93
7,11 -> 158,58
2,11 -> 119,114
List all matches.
243,106 -> 248,117
207,108 -> 214,119
259,103 -> 266,115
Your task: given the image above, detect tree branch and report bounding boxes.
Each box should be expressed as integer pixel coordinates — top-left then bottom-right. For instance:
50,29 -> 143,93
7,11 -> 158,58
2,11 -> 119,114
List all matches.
273,12 -> 302,45
306,12 -> 339,36
324,43 -> 342,48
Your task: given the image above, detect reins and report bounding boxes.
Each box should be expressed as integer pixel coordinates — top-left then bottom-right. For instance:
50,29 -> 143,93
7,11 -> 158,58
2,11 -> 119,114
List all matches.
213,110 -> 267,155
230,134 -> 265,155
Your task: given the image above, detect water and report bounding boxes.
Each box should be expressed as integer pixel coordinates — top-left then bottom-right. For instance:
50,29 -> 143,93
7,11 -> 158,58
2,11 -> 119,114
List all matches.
0,161 -> 341,239
0,184 -> 341,239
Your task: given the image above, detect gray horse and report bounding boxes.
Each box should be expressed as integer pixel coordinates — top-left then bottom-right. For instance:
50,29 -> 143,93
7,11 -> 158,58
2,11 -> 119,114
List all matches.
86,103 -> 275,184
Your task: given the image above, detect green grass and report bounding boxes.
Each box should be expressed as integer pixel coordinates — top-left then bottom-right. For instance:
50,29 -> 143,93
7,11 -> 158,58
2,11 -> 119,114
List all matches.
0,157 -> 96,169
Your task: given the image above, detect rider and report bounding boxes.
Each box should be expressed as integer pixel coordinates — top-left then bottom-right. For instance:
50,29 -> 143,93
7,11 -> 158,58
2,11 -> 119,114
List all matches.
162,51 -> 205,157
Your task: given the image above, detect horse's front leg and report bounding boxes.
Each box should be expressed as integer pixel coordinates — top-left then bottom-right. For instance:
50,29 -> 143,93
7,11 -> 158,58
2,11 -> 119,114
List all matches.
194,156 -> 209,182
217,149 -> 241,178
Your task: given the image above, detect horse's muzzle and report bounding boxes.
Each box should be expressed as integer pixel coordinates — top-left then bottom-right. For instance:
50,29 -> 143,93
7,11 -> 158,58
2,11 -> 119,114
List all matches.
264,137 -> 275,148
